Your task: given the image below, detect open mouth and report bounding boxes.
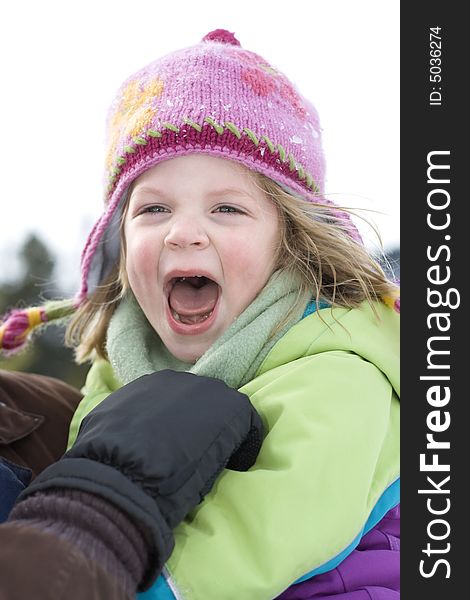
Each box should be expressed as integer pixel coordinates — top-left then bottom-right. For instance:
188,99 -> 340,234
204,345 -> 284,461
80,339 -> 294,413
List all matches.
167,275 -> 220,326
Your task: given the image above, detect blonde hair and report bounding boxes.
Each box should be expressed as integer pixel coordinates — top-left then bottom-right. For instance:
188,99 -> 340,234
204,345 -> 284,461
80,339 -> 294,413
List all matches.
66,174 -> 398,363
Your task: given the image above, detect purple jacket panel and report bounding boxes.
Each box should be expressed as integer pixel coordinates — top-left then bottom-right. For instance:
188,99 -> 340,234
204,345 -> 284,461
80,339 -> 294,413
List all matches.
276,504 -> 400,599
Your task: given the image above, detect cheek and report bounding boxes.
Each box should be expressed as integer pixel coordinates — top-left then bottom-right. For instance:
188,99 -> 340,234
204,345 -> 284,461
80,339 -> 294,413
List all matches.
125,232 -> 158,287
223,229 -> 278,283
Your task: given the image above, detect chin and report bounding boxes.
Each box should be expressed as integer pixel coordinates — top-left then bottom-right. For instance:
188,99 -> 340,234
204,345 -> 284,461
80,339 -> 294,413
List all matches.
169,344 -> 207,364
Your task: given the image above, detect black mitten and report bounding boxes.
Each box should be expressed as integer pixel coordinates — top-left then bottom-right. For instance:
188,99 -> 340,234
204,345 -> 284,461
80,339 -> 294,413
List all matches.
17,370 -> 264,588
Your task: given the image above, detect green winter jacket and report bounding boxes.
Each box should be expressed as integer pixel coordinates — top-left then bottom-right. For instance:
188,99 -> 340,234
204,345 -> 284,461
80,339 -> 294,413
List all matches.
68,301 -> 399,600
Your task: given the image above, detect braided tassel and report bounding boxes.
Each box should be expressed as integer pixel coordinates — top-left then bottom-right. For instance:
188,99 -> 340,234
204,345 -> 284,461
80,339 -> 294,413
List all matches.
382,293 -> 400,314
0,299 -> 76,355
0,307 -> 46,353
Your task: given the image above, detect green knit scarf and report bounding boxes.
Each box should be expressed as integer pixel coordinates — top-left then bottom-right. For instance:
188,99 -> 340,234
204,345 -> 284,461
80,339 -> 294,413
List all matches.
106,270 -> 306,389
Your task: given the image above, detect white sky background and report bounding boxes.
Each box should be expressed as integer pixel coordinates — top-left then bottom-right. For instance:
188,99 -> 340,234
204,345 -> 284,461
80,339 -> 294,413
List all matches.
0,0 -> 399,294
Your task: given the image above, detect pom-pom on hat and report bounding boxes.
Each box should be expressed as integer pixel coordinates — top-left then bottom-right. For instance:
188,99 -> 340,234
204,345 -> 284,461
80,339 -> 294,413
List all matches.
79,29 -> 359,303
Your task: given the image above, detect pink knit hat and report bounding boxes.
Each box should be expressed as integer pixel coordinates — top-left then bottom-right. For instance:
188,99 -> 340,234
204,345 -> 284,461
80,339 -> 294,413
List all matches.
1,29 -> 372,355
80,29 -> 358,302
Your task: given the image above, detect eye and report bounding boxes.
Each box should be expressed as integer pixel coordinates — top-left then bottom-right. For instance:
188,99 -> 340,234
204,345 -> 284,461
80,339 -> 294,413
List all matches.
214,205 -> 245,214
141,204 -> 170,214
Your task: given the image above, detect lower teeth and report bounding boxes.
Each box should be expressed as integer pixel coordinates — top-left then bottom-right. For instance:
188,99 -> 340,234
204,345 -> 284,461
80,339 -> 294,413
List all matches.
171,309 -> 213,324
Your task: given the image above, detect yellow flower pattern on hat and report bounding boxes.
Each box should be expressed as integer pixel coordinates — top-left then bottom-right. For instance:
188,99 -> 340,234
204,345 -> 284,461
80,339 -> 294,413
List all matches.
106,77 -> 164,170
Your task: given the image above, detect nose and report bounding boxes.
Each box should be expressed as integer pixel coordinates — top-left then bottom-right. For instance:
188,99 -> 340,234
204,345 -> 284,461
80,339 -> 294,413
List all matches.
163,216 -> 210,250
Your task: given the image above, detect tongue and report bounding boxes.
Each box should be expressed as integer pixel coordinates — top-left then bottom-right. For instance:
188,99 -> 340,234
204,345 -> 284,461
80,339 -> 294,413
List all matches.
169,279 -> 219,316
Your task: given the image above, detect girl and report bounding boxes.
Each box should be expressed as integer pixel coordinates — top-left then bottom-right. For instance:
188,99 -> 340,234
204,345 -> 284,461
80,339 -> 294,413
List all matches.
1,29 -> 399,599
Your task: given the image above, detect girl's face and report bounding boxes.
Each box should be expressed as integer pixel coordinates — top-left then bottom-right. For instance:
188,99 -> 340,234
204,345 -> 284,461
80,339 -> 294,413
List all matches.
124,154 -> 280,363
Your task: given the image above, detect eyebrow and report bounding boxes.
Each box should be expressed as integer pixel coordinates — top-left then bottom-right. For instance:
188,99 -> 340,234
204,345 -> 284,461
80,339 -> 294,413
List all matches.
207,187 -> 256,201
129,186 -> 165,199
130,186 -> 255,201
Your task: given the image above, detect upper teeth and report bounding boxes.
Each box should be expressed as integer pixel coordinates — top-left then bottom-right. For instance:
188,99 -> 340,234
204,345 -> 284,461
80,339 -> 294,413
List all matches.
178,275 -> 202,281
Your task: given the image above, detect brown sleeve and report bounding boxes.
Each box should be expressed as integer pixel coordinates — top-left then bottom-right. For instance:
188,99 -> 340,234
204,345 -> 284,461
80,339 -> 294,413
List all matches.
0,523 -> 132,600
8,490 -> 149,594
0,370 -> 82,477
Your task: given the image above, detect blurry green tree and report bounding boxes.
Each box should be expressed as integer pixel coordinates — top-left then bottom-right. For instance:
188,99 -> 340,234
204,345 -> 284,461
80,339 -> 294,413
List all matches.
0,234 -> 88,390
